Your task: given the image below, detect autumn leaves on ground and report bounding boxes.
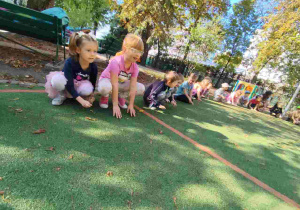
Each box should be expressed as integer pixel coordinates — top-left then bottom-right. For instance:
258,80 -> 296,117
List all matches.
0,84 -> 299,210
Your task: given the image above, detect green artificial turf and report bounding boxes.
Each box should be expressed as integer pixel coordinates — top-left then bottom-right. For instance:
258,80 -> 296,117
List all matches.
0,88 -> 298,209
136,98 -> 300,206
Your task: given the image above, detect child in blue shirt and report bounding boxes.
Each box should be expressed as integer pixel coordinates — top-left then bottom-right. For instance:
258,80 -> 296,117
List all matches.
174,73 -> 198,104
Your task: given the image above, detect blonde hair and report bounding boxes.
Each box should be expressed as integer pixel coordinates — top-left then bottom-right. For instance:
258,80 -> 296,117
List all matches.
69,31 -> 98,61
115,33 -> 144,57
164,71 -> 180,83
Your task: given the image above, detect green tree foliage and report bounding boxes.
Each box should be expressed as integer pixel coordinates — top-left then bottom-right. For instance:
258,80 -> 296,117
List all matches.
113,0 -> 228,65
214,0 -> 259,87
55,0 -> 109,31
253,0 -> 300,86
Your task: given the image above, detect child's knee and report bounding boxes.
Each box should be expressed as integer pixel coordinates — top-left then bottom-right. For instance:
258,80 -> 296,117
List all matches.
136,83 -> 145,95
97,80 -> 112,95
77,82 -> 93,96
51,74 -> 67,91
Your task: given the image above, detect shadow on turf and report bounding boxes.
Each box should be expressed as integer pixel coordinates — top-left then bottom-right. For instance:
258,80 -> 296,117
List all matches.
1,95 -> 291,209
139,98 -> 300,204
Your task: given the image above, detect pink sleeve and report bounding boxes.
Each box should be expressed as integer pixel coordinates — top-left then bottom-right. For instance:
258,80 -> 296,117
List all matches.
131,63 -> 139,78
108,59 -> 120,75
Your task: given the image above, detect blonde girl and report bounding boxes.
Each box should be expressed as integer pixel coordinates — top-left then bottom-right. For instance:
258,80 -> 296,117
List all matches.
226,90 -> 243,106
174,73 -> 199,104
192,77 -> 212,101
45,31 -> 98,107
97,34 -> 145,119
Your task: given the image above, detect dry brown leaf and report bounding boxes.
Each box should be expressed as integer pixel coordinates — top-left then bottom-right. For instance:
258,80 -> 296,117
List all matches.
159,130 -> 163,134
68,154 -> 74,160
85,117 -> 97,121
0,191 -> 4,195
0,177 -> 3,181
10,98 -> 19,101
234,143 -> 239,148
15,108 -> 23,113
30,170 -> 34,172
150,139 -> 153,144
55,167 -> 61,171
33,129 -> 46,134
244,134 -> 249,138
106,171 -> 113,177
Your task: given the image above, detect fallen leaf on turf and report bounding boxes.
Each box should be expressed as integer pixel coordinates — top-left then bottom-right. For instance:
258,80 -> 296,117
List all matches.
0,177 -> 3,181
244,134 -> 249,138
45,147 -> 55,151
150,139 -> 153,144
85,117 -> 97,121
139,109 -> 144,113
10,98 -> 19,101
0,191 -> 4,195
106,171 -> 113,177
55,167 -> 61,171
131,189 -> 134,197
30,170 -> 34,172
127,200 -> 132,209
33,129 -> 46,134
15,108 -> 23,113
159,130 -> 163,134
234,143 -> 239,148
68,154 -> 74,159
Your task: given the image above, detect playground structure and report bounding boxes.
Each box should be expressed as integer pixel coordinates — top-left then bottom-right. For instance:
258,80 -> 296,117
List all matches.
0,1 -> 68,60
232,80 -> 258,99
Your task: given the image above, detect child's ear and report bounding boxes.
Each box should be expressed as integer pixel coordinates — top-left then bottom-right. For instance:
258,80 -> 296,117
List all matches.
75,47 -> 81,54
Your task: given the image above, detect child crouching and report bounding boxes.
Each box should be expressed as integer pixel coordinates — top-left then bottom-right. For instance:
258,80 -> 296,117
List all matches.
143,71 -> 180,110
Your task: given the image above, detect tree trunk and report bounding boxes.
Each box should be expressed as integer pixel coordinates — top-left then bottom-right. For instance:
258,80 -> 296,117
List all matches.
140,23 -> 152,66
93,21 -> 98,36
153,39 -> 160,68
27,0 -> 54,11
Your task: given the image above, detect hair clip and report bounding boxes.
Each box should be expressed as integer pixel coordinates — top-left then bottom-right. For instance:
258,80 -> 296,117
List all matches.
77,31 -> 86,37
77,31 -> 97,41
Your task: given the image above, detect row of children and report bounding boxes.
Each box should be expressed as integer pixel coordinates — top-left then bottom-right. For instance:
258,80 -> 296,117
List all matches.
44,31 -> 212,119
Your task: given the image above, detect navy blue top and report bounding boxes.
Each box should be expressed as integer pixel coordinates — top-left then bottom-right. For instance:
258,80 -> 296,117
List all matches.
62,57 -> 98,98
143,81 -> 171,107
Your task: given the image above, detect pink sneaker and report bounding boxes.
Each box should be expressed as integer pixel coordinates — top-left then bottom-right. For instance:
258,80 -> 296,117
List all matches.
99,96 -> 109,108
118,97 -> 127,109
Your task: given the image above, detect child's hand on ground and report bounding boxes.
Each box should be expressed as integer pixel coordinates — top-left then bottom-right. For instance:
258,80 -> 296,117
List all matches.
113,105 -> 122,119
80,99 -> 92,108
127,105 -> 136,117
159,105 -> 166,110
197,98 -> 202,101
165,99 -> 170,103
88,96 -> 95,104
189,98 -> 194,105
171,100 -> 177,107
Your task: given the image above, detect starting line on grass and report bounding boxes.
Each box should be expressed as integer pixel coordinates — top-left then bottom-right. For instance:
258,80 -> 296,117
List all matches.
1,89 -> 300,209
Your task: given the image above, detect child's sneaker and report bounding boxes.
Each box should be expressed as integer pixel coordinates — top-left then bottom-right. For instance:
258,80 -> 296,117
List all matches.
52,93 -> 66,106
99,96 -> 109,108
118,97 -> 127,109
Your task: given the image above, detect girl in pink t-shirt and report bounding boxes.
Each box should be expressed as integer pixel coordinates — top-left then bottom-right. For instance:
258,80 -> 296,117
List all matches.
97,34 -> 145,119
226,90 -> 243,106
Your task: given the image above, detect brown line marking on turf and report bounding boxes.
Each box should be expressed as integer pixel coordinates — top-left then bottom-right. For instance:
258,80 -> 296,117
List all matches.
0,89 -> 45,93
134,105 -> 300,209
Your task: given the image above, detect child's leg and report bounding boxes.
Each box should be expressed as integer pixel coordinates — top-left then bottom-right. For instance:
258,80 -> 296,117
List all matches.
48,73 -> 68,105
175,95 -> 190,103
118,81 -> 145,98
97,78 -> 112,97
75,80 -> 94,96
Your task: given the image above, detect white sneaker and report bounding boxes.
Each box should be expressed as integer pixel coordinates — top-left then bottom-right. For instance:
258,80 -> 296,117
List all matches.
52,94 -> 66,106
118,97 -> 128,109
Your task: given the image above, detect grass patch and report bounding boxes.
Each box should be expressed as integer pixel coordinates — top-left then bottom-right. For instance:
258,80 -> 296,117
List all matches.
0,87 -> 298,209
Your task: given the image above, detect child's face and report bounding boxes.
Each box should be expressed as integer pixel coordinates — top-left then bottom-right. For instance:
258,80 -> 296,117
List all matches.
223,87 -> 228,91
77,41 -> 98,63
124,47 -> 143,63
176,81 -> 183,87
188,77 -> 196,85
167,80 -> 179,88
257,97 -> 262,102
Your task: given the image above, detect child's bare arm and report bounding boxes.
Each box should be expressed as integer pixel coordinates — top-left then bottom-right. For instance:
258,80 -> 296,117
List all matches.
111,72 -> 121,118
